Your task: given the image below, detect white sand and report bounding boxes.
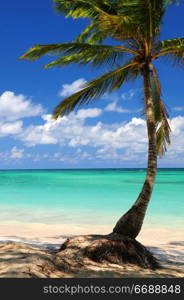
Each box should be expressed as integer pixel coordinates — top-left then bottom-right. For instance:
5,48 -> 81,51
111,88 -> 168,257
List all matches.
0,221 -> 183,246
0,221 -> 183,278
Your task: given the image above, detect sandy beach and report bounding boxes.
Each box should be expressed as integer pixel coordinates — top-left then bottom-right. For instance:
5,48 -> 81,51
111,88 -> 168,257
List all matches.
0,223 -> 183,278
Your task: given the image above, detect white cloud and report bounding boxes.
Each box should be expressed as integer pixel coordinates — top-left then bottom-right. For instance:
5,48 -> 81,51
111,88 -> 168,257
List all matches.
104,92 -> 140,113
10,146 -> 24,159
0,148 -> 55,163
170,116 -> 184,134
105,102 -> 135,113
121,89 -> 136,101
50,150 -> 92,163
0,121 -> 23,137
0,146 -> 25,162
96,147 -> 141,162
17,108 -> 147,156
0,91 -> 44,121
168,116 -> 184,152
18,108 -> 102,147
0,88 -> 183,165
76,108 -> 102,119
19,124 -> 58,146
173,106 -> 184,112
59,78 -> 87,97
14,112 -> 184,164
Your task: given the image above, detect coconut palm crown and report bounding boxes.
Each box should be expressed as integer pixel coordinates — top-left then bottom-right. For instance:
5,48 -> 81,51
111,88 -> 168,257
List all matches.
20,0 -> 184,238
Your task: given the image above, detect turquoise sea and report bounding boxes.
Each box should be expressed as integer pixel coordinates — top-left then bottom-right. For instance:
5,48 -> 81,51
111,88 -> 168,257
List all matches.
0,169 -> 183,232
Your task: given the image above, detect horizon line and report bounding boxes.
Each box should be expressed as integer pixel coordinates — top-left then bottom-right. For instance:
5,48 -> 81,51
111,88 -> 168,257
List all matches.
0,167 -> 184,171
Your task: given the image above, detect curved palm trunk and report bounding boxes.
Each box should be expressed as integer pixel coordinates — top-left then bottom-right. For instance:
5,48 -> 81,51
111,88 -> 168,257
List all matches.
113,65 -> 157,239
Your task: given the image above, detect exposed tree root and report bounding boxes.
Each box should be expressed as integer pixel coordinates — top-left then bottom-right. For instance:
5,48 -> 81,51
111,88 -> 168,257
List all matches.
58,233 -> 159,270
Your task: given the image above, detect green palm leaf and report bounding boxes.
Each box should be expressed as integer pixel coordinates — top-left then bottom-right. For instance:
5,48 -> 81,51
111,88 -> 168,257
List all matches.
54,0 -> 115,19
54,0 -> 167,42
19,43 -> 139,68
19,44 -> 68,61
53,61 -> 139,118
150,65 -> 171,156
153,38 -> 184,66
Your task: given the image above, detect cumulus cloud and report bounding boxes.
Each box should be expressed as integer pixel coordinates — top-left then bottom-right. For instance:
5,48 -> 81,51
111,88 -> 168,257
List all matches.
173,106 -> 184,112
19,125 -> 58,146
10,146 -> 24,159
59,78 -> 87,97
96,147 -> 141,162
17,108 -> 147,156
1,88 -> 184,165
0,121 -> 23,137
13,111 -> 184,164
76,108 -> 102,119
104,92 -> 140,114
105,102 -> 135,113
0,91 -> 44,121
169,116 -> 184,153
0,148 -> 54,163
50,150 -> 92,164
18,108 -> 103,146
0,146 -> 25,162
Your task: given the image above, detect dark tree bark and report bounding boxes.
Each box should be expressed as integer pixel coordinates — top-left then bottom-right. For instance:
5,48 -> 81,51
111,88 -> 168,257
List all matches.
113,65 -> 157,238
57,234 -> 159,270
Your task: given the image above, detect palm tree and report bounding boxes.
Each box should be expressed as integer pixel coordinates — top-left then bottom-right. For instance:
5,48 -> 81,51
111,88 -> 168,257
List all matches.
20,0 -> 184,239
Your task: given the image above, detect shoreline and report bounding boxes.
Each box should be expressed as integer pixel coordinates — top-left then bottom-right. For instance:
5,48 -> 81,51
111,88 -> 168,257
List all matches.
0,221 -> 183,243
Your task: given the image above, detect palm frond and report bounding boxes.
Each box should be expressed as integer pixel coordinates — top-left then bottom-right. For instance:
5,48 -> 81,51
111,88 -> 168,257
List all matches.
54,0 -> 166,43
53,61 -> 139,118
53,0 -> 117,19
95,13 -> 139,42
19,42 -> 139,69
107,0 -> 166,39
150,65 -> 171,156
45,44 -> 139,68
19,44 -> 68,61
55,0 -> 140,43
153,38 -> 184,67
75,23 -> 97,43
132,0 -> 166,38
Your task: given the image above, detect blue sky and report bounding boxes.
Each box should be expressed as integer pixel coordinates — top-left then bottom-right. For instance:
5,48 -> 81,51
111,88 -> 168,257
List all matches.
0,0 -> 184,169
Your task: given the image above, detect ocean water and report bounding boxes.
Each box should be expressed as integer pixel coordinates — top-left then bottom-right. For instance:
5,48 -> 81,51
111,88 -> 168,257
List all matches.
0,169 -> 183,230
